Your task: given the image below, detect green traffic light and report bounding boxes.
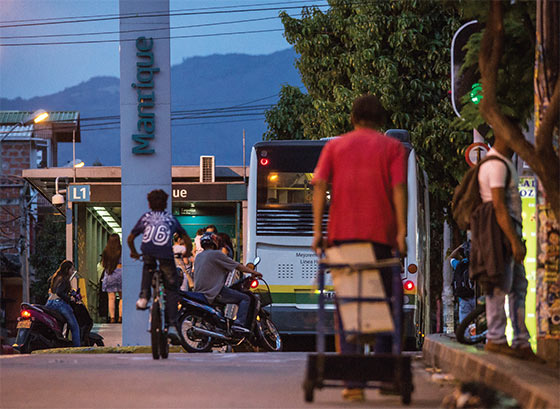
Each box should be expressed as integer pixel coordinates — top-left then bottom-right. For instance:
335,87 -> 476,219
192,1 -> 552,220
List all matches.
470,83 -> 483,104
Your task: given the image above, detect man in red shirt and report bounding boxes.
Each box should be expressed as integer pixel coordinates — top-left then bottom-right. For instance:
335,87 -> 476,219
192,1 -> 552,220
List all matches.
312,94 -> 407,401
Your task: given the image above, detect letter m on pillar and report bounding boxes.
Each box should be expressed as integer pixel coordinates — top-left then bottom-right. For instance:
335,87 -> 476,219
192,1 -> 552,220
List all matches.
132,134 -> 155,154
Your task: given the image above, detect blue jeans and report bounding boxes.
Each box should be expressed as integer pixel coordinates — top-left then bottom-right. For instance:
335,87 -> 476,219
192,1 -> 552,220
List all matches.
458,297 -> 476,323
485,258 -> 530,348
215,286 -> 250,327
45,299 -> 81,347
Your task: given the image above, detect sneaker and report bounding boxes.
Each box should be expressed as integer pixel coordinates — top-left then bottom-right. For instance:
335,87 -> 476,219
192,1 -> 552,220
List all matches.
484,340 -> 515,357
136,298 -> 148,310
342,388 -> 365,402
167,326 -> 181,345
231,324 -> 251,335
511,345 -> 546,363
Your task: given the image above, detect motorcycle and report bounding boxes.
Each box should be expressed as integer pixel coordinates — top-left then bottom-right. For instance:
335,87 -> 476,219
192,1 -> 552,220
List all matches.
176,257 -> 282,353
455,296 -> 487,345
13,288 -> 104,353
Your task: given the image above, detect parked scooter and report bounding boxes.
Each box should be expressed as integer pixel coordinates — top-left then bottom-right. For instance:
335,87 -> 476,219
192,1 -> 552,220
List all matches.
13,289 -> 104,353
177,257 -> 282,352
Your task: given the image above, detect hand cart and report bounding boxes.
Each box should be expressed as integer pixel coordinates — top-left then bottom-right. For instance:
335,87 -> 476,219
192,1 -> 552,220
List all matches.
303,255 -> 413,405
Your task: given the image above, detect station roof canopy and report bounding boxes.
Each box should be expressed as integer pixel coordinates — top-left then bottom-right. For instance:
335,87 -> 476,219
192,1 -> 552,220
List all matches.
0,110 -> 80,142
22,165 -> 248,206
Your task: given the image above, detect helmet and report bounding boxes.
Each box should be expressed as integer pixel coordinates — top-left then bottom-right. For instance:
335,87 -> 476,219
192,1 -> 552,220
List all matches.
200,232 -> 219,249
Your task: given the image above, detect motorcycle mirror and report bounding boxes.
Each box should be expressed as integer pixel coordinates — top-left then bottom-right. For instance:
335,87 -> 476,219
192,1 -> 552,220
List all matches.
252,256 -> 261,266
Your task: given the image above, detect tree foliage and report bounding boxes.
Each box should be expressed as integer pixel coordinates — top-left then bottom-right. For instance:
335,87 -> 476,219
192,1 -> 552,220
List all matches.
264,85 -> 313,140
266,0 -> 470,205
29,214 -> 66,304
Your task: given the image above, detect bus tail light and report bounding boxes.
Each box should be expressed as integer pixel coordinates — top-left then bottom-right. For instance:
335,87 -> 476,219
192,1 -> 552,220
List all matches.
404,280 -> 415,292
407,264 -> 418,274
260,158 -> 270,166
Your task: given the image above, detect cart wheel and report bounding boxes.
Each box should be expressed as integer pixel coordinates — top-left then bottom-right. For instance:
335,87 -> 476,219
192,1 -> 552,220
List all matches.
401,384 -> 412,405
303,381 -> 314,403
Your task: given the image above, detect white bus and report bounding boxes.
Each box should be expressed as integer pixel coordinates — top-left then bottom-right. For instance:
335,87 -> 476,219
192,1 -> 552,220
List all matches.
246,130 -> 430,347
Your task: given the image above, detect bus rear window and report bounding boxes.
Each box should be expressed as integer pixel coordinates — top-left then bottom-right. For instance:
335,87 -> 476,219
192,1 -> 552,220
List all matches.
260,172 -> 314,206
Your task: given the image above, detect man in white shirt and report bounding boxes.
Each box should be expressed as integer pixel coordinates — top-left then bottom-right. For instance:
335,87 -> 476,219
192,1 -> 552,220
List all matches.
477,139 -> 541,362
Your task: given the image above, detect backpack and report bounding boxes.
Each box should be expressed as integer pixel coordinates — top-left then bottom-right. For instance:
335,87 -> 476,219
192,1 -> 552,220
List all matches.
452,155 -> 511,230
452,259 -> 475,299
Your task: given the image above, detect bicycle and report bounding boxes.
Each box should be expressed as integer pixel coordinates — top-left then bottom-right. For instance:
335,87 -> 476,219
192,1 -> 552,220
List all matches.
147,260 -> 169,360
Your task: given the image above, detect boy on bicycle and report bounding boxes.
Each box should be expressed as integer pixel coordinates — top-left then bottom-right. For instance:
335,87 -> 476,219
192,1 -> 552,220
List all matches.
127,189 -> 192,337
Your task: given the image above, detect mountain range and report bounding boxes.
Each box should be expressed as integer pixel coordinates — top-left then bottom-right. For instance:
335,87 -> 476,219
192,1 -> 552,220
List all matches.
0,48 -> 303,166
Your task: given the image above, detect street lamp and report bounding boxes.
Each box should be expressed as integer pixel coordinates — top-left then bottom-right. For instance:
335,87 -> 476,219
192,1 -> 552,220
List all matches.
0,109 -> 49,143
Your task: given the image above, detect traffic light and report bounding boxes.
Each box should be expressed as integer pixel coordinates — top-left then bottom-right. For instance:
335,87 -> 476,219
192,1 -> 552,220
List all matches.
470,83 -> 483,105
451,21 -> 483,117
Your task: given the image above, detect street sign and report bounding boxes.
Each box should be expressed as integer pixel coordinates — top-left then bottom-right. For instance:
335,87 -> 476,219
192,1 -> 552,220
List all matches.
465,142 -> 490,167
68,185 -> 90,202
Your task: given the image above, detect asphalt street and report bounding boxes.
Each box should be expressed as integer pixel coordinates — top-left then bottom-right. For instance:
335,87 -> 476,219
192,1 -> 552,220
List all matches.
1,352 -> 454,408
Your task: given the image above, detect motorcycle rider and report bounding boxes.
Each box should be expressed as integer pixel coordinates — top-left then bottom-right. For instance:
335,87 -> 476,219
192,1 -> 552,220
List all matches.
193,232 -> 262,334
45,260 -> 81,347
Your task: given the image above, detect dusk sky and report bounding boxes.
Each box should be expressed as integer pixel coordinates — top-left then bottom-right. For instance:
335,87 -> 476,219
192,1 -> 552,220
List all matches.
0,0 -> 326,100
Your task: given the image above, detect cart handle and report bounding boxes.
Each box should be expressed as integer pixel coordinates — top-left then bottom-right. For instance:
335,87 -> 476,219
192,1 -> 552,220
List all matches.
319,257 -> 401,270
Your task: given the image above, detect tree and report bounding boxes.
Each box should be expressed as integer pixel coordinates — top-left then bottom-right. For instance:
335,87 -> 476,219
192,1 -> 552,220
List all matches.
265,0 -> 470,301
29,214 -> 66,304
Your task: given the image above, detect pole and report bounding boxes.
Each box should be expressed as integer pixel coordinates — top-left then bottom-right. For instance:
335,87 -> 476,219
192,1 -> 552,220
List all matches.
20,182 -> 30,303
242,129 -> 246,184
72,128 -> 76,183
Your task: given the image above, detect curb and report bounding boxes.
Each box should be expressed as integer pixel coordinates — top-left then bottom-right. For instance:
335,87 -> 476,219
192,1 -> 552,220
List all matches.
423,334 -> 560,409
31,345 -> 184,354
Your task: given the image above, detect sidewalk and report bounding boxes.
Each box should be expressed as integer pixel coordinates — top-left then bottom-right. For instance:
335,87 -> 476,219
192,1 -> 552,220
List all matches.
423,334 -> 560,409
92,323 -> 122,347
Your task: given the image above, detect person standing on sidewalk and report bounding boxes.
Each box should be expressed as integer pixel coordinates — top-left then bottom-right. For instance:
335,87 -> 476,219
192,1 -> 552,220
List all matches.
101,233 -> 123,323
449,241 -> 475,323
311,94 -> 408,401
472,137 -> 541,362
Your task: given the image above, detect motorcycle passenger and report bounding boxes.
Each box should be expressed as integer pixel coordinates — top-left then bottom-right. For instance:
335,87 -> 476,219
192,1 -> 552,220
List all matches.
193,232 -> 262,334
45,260 -> 81,347
127,189 -> 192,338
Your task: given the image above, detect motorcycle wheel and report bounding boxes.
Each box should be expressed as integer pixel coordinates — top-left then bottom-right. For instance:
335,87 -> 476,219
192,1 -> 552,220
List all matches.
257,315 -> 282,352
456,304 -> 487,345
150,302 -> 162,359
178,311 -> 213,353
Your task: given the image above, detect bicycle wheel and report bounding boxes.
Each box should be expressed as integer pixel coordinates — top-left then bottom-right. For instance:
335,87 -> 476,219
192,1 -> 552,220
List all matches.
160,299 -> 169,359
151,301 -> 162,359
456,304 -> 487,345
160,325 -> 169,359
257,315 -> 282,352
177,310 -> 213,353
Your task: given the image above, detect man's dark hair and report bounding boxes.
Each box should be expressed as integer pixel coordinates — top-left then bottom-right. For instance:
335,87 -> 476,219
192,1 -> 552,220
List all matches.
351,94 -> 387,129
147,189 -> 168,211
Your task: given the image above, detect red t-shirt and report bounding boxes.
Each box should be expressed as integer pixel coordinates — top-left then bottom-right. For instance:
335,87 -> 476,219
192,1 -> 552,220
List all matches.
312,128 -> 407,248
